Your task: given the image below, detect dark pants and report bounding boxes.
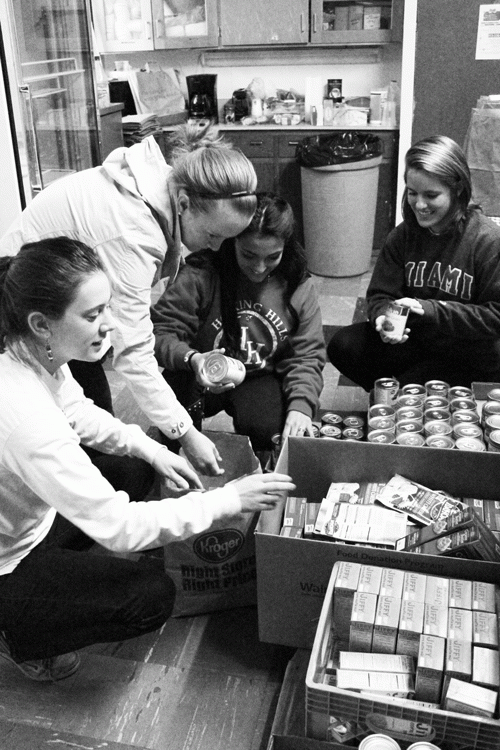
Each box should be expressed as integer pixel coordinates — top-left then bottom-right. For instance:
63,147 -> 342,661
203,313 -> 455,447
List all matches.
68,358 -> 114,414
327,322 -> 500,392
0,507 -> 175,662
162,370 -> 286,452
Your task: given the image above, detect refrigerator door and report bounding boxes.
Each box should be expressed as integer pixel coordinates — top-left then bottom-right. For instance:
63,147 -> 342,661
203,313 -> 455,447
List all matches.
1,0 -> 100,199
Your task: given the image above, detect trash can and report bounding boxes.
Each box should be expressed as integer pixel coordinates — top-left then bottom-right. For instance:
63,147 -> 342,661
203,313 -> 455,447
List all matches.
297,132 -> 382,277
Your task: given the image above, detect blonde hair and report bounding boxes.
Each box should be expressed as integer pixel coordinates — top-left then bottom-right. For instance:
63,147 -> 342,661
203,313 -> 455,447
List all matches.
169,122 -> 257,216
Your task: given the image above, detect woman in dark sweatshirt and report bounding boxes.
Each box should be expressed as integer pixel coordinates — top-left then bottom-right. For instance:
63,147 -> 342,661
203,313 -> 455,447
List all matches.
328,135 -> 500,390
152,193 -> 326,452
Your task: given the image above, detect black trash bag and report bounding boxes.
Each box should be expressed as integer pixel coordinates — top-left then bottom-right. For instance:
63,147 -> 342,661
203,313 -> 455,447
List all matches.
296,131 -> 382,168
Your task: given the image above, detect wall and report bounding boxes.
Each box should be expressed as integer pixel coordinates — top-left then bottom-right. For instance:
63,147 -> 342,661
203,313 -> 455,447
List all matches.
103,43 -> 402,112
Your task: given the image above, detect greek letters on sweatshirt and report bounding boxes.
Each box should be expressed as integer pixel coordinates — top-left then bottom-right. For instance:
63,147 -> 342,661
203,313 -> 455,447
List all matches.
152,250 -> 326,419
367,211 -> 500,350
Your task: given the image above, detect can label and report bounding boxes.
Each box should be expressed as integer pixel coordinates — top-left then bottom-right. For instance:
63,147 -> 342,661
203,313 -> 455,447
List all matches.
382,303 -> 410,340
374,378 -> 399,405
203,352 -> 246,385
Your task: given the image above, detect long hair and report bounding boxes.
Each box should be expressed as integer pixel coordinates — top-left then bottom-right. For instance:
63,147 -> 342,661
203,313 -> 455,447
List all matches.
210,192 -> 308,355
0,237 -> 104,354
402,135 -> 473,230
169,121 -> 257,218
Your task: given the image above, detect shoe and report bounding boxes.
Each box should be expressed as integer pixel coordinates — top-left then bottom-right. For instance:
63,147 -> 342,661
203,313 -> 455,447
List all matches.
0,631 -> 80,681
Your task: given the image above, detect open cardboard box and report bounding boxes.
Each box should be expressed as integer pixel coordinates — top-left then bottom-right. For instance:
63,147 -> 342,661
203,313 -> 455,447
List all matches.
255,437 -> 500,649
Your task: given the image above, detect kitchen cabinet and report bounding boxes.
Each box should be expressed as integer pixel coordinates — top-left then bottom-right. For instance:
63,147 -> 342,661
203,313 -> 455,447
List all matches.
310,0 -> 403,45
91,0 -> 218,53
218,0 -> 308,46
161,127 -> 398,251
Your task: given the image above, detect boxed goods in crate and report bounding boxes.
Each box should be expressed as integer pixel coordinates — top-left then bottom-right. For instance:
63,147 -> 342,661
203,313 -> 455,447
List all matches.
305,561 -> 500,750
256,438 -> 500,649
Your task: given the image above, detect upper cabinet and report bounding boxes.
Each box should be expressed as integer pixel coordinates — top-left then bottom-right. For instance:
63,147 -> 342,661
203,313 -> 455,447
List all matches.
310,0 -> 403,45
219,0 -> 308,46
92,0 -> 218,52
91,0 -> 402,52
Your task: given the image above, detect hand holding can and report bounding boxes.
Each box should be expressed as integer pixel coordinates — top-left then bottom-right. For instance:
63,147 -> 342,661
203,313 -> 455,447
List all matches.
380,302 -> 410,342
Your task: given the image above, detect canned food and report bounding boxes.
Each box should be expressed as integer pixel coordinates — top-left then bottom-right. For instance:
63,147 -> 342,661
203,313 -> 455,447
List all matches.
448,386 -> 473,400
424,420 -> 453,437
451,409 -> 480,426
396,419 -> 424,435
319,424 -> 342,439
424,395 -> 449,410
488,429 -> 500,452
452,423 -> 483,440
396,432 -> 425,447
396,394 -> 424,408
203,352 -> 246,385
481,399 -> 500,426
369,404 -> 395,419
374,377 -> 399,405
487,387 -> 500,402
321,412 -> 343,425
311,423 -> 321,438
367,429 -> 396,444
342,427 -> 364,440
455,436 -> 486,451
368,416 -> 396,432
343,415 -> 365,429
401,383 -> 426,397
425,434 -> 455,449
484,414 -> 500,438
449,397 -> 476,412
425,379 -> 449,396
407,743 -> 441,750
359,736 -> 401,750
381,303 -> 410,340
396,406 -> 423,422
424,407 -> 451,422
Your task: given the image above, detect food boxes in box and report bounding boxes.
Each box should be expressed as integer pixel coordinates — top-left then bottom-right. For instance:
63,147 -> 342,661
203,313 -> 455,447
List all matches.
305,563 -> 500,750
255,438 -> 500,649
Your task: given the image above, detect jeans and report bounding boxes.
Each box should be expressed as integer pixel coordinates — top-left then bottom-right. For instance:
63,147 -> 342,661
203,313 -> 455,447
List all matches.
0,468 -> 174,662
327,322 -> 500,392
162,369 -> 286,451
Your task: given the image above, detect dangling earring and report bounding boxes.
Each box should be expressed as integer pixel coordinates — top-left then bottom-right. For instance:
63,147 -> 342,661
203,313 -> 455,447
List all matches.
45,341 -> 54,362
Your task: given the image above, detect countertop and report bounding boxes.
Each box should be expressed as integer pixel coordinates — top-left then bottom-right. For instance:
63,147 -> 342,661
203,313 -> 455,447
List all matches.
162,122 -> 399,132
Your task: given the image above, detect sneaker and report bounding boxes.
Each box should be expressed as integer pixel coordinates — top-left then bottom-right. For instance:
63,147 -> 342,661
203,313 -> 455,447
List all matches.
0,631 -> 80,681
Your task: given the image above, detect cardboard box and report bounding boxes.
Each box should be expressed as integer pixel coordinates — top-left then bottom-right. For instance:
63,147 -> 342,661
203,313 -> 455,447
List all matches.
256,438 -> 500,649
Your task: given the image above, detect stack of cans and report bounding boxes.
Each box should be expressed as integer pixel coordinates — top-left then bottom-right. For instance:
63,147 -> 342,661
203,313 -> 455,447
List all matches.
320,412 -> 365,441
368,379 -> 492,451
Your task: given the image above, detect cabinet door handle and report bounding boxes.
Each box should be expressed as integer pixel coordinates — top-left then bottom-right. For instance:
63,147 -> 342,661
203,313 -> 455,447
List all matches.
300,13 -> 305,33
249,140 -> 264,146
288,141 -> 300,146
155,19 -> 163,38
146,21 -> 152,40
312,13 -> 317,34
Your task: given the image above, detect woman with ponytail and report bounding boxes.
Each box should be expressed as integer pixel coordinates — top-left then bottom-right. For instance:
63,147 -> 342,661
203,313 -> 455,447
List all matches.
0,123 -> 257,477
152,193 -> 326,454
0,237 -> 294,682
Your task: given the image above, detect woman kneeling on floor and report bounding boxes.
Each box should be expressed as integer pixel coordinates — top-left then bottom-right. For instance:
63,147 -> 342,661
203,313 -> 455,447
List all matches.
0,237 -> 295,682
152,192 -> 326,456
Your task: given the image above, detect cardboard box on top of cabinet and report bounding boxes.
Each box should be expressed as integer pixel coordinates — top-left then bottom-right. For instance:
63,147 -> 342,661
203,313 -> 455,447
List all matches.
255,437 -> 500,649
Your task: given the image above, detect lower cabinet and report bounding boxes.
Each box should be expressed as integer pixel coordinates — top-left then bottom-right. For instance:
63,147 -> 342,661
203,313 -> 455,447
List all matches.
162,127 -> 399,251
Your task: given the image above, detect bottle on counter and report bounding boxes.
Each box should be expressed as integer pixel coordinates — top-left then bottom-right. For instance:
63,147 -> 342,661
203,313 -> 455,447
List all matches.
382,80 -> 400,127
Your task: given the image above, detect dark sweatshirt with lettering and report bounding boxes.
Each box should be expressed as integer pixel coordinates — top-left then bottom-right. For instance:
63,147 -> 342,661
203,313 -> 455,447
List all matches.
152,250 -> 326,419
367,210 -> 500,365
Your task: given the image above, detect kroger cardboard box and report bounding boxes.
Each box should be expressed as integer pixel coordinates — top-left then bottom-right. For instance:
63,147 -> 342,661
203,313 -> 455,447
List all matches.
255,437 -> 500,649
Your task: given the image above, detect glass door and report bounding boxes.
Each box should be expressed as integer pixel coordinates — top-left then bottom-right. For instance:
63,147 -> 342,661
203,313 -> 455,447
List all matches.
4,0 -> 99,196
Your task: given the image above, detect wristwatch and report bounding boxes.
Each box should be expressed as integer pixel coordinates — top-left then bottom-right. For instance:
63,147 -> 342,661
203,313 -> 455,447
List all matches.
183,350 -> 199,370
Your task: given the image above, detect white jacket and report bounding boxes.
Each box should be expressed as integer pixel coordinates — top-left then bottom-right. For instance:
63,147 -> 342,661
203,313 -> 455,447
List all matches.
0,350 -> 240,574
0,137 -> 191,439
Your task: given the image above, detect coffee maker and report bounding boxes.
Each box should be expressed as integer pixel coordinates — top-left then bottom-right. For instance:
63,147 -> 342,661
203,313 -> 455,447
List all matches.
186,74 -> 218,123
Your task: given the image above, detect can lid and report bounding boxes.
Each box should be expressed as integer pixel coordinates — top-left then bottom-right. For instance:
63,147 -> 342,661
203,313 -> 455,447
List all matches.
455,436 -> 486,451
359,736 -> 401,750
